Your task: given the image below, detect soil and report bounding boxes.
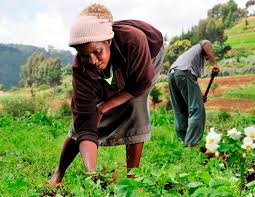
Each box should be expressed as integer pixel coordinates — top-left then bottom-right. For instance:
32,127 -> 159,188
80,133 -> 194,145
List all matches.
205,98 -> 255,113
199,75 -> 255,96
199,75 -> 255,113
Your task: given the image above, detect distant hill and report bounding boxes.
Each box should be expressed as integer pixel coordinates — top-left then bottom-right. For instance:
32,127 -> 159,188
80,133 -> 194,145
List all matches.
0,43 -> 73,88
225,16 -> 255,50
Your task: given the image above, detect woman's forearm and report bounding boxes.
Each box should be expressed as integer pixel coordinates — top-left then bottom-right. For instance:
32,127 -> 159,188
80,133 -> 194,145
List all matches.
98,90 -> 134,114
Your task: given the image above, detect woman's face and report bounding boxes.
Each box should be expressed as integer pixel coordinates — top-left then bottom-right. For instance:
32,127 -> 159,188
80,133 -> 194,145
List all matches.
75,40 -> 111,71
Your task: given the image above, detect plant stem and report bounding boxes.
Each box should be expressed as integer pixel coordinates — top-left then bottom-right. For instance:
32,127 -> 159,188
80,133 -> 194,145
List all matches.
240,157 -> 246,195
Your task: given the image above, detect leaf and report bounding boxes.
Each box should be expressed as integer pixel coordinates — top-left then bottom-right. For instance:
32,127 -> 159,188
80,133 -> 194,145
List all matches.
218,143 -> 231,152
187,181 -> 203,188
128,168 -> 142,176
117,178 -> 139,187
178,173 -> 189,181
247,180 -> 255,188
190,187 -> 209,197
197,171 -> 211,185
209,179 -> 225,189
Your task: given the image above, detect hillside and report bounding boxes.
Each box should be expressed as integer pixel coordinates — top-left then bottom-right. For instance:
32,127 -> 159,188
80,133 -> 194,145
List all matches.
0,44 -> 73,88
225,16 -> 255,50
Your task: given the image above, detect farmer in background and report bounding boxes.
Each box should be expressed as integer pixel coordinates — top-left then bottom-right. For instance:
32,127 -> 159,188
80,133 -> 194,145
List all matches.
48,3 -> 164,185
168,40 -> 219,146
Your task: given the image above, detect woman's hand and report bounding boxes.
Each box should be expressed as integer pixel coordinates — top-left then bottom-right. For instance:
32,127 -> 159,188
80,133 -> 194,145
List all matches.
96,91 -> 134,128
96,105 -> 104,128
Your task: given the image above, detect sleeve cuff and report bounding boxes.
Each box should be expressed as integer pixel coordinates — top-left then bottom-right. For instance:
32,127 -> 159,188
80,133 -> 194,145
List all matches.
77,130 -> 99,147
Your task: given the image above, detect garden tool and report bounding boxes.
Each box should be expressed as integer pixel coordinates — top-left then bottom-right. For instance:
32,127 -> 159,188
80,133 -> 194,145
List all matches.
203,73 -> 217,103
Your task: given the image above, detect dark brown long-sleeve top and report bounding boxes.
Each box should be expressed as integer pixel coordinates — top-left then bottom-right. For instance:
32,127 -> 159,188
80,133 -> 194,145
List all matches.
71,20 -> 163,145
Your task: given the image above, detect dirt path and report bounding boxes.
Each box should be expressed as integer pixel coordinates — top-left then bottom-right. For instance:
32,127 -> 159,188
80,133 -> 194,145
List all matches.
199,75 -> 255,96
205,98 -> 255,113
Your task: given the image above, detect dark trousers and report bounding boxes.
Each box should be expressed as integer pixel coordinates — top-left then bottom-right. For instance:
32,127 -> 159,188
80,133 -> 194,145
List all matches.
168,69 -> 205,146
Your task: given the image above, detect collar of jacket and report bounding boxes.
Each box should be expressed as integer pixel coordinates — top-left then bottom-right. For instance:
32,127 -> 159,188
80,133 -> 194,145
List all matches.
110,39 -> 125,92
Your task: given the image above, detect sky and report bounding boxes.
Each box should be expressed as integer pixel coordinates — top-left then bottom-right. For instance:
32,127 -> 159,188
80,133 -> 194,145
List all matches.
0,0 -> 247,51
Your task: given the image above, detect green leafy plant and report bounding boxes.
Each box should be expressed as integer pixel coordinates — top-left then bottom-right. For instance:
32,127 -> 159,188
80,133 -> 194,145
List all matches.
205,126 -> 255,194
150,86 -> 162,109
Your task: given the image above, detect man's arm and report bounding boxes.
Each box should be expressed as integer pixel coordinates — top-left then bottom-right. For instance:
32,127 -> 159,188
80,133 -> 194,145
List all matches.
202,41 -> 220,76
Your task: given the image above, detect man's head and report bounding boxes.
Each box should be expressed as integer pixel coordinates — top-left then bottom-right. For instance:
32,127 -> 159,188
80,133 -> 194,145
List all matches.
201,40 -> 212,61
69,4 -> 113,70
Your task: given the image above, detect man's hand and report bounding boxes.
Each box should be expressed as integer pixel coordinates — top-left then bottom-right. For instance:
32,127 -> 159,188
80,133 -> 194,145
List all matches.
203,96 -> 207,103
211,64 -> 220,76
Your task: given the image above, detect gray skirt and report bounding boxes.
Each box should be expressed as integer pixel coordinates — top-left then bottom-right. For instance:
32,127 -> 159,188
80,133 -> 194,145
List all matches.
69,46 -> 165,146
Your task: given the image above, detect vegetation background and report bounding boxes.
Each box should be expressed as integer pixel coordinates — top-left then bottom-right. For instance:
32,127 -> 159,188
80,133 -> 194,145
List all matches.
1,0 -> 255,196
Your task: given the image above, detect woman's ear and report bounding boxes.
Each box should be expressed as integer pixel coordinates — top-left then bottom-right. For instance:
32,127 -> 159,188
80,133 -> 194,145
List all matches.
107,39 -> 112,46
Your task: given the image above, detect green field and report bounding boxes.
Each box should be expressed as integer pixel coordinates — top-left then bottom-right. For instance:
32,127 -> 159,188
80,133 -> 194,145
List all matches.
225,17 -> 255,50
221,80 -> 255,100
1,109 -> 255,196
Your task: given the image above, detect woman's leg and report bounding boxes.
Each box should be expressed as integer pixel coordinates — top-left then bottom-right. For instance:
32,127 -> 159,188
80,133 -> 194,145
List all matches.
126,142 -> 144,177
48,136 -> 79,185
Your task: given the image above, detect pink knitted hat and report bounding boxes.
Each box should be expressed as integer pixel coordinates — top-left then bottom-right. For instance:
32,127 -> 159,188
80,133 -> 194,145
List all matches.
69,15 -> 114,46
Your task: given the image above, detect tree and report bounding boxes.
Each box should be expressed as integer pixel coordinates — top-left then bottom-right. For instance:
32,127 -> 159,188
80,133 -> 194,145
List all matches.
20,53 -> 45,87
212,42 -> 231,60
205,18 -> 227,43
246,0 -> 255,8
165,39 -> 192,66
208,4 -> 222,18
208,0 -> 247,28
45,57 -> 62,86
196,18 -> 209,41
20,53 -> 63,87
219,0 -> 247,28
0,83 -> 5,91
246,0 -> 255,15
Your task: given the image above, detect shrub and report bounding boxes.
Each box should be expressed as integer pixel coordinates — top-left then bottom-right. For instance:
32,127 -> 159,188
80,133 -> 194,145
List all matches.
49,100 -> 71,118
211,82 -> 220,91
150,86 -> 162,109
30,111 -> 53,125
151,108 -> 174,126
218,110 -> 231,122
9,87 -> 19,92
0,84 -> 5,91
38,84 -> 50,91
0,96 -> 36,117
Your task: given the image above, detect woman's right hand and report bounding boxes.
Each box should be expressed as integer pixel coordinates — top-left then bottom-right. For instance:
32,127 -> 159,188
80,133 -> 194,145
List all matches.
96,106 -> 104,128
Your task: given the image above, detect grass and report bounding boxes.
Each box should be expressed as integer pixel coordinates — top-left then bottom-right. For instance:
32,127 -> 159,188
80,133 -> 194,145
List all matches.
1,109 -> 255,196
225,17 -> 255,50
221,80 -> 255,100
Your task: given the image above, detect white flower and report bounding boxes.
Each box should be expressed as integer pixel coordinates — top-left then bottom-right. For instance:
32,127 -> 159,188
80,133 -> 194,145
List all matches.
227,128 -> 241,139
244,126 -> 255,140
207,128 -> 221,143
206,128 -> 222,153
241,137 -> 255,152
206,143 -> 219,153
